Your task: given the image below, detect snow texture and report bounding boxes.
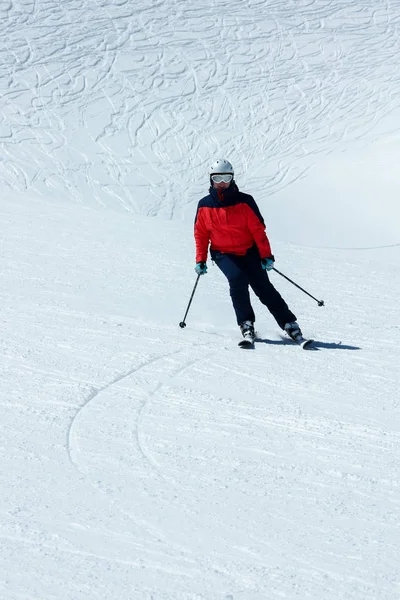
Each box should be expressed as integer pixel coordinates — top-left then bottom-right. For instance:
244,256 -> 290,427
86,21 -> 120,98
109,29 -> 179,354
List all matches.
1,1 -> 400,599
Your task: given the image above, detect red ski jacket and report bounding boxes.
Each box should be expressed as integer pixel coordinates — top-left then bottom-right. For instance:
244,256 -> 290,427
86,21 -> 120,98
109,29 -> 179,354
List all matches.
194,184 -> 273,263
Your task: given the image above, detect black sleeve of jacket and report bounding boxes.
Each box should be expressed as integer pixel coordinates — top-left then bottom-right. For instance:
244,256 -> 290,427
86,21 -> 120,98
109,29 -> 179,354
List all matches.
244,194 -> 265,225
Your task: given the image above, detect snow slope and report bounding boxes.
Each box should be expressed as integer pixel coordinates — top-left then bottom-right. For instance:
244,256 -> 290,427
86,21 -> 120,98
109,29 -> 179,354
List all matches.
1,1 -> 400,599
2,0 -> 400,245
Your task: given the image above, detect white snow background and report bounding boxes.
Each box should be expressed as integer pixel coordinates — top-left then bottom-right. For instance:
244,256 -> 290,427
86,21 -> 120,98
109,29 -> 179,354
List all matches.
1,1 -> 400,599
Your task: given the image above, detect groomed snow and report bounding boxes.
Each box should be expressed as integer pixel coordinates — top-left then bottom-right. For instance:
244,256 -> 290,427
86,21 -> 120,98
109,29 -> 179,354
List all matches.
1,1 -> 400,599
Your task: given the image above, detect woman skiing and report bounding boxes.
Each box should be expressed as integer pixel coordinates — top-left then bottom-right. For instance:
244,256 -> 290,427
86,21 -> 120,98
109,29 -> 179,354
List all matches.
194,158 -> 303,344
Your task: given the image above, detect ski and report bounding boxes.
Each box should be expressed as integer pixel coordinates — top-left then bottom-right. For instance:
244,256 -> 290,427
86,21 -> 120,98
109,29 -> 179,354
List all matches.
288,336 -> 314,349
280,334 -> 314,349
238,335 -> 255,348
239,332 -> 314,349
299,337 -> 314,349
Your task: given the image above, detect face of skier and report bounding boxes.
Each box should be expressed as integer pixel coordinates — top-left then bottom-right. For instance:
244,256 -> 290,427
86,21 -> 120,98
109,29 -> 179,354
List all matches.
211,173 -> 233,190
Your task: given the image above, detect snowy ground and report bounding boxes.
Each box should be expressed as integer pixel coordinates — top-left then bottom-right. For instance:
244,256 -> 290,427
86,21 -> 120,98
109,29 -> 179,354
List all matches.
1,1 -> 400,599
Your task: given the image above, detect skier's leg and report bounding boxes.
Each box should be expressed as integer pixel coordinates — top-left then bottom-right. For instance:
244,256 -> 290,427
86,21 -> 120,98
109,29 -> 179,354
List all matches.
246,251 -> 296,329
212,252 -> 255,325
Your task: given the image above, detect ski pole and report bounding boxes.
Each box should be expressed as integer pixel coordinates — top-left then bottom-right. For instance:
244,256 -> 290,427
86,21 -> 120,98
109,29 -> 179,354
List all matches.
179,274 -> 201,328
272,267 -> 324,306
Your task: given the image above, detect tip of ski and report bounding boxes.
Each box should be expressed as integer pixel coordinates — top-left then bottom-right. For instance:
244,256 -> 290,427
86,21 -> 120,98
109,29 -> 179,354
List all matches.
279,333 -> 315,349
288,336 -> 315,349
238,337 -> 255,348
300,338 -> 314,349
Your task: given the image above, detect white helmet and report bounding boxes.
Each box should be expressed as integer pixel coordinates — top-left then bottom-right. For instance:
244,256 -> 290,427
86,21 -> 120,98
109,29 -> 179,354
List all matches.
210,158 -> 234,176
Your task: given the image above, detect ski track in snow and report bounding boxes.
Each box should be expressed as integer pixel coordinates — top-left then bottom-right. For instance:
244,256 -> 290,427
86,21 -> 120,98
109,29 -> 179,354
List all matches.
2,1 -> 400,598
67,347 -> 196,482
1,191 -> 400,599
65,345 -> 208,569
1,0 -> 400,225
63,319 -> 400,599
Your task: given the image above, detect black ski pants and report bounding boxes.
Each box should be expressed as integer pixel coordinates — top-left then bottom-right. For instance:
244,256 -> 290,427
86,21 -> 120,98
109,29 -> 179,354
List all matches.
211,245 -> 296,329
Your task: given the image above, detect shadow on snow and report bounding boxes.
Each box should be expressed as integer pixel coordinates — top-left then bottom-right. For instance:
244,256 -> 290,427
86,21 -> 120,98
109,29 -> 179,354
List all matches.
255,338 -> 361,351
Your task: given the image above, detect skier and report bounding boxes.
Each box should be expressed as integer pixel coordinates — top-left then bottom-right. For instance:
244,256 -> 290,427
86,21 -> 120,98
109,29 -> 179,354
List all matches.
194,158 -> 303,344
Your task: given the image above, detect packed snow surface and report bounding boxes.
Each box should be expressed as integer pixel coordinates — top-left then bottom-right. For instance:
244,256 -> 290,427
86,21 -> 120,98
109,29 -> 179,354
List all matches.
1,1 -> 400,599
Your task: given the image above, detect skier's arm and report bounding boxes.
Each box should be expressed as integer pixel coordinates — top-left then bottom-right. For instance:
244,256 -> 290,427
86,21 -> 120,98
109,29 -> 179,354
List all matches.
244,199 -> 273,259
194,207 -> 210,263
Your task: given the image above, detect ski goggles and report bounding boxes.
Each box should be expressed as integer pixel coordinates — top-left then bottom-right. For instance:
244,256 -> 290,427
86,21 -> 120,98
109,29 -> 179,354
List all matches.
211,174 -> 233,183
